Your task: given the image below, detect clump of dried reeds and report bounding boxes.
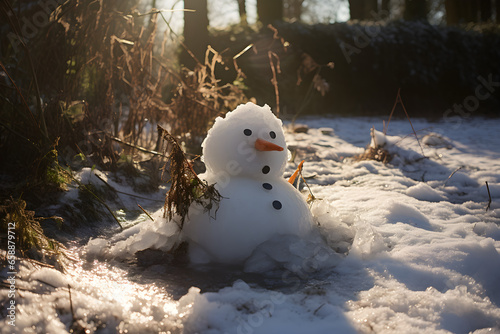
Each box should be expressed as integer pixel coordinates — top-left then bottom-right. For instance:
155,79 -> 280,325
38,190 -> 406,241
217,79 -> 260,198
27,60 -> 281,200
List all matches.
354,89 -> 424,164
165,46 -> 248,153
354,145 -> 392,164
354,126 -> 392,163
0,198 -> 66,266
158,125 -> 221,228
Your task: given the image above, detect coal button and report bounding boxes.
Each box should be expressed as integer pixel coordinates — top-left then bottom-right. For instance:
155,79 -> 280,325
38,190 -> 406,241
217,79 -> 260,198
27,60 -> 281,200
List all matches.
263,183 -> 273,190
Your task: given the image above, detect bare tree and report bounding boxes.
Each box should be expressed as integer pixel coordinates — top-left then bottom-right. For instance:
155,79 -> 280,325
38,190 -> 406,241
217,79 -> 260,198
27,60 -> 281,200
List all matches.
479,0 -> 492,22
444,0 -> 459,24
404,0 -> 427,21
381,0 -> 391,13
445,0 -> 483,25
181,0 -> 209,69
257,0 -> 283,24
348,0 -> 364,20
237,0 -> 247,25
348,0 -> 378,20
497,0 -> 500,22
284,0 -> 304,21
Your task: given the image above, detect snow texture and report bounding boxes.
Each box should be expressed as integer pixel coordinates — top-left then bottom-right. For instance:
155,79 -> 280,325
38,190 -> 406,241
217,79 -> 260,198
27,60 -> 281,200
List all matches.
1,116 -> 500,334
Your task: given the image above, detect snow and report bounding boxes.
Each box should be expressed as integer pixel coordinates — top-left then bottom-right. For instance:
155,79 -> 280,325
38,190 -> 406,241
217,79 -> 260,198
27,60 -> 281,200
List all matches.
406,182 -> 446,202
183,103 -> 314,263
201,103 -> 288,178
2,116 -> 500,333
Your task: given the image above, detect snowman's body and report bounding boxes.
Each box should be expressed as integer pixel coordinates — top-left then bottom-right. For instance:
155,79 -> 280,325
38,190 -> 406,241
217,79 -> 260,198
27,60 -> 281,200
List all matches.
182,103 -> 313,264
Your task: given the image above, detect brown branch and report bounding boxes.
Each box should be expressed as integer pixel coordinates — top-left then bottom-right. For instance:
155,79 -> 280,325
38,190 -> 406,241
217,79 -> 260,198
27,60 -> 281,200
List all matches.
384,88 -> 425,157
158,11 -> 202,68
158,125 -> 221,227
68,284 -> 76,321
60,169 -> 124,230
94,173 -> 163,203
138,204 -> 155,221
268,51 -> 281,117
445,166 -> 463,185
384,88 -> 400,135
108,134 -> 166,157
486,181 -> 492,212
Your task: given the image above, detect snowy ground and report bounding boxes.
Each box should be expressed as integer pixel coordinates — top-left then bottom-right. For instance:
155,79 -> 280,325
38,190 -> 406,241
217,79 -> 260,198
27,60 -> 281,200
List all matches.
2,116 -> 500,333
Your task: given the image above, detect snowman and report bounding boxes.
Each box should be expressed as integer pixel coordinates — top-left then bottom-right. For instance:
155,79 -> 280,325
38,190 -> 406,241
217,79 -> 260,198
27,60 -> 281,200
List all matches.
182,102 -> 313,263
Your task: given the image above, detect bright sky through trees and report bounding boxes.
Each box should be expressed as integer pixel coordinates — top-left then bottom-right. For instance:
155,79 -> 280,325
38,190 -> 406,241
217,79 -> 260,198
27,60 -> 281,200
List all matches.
149,0 -> 351,31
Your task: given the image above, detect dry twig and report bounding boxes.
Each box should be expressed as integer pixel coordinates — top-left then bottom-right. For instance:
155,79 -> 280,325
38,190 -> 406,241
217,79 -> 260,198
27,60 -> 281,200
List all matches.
68,284 -> 75,320
445,166 -> 463,185
158,125 -> 221,228
268,51 -> 281,117
384,88 -> 425,157
486,181 -> 492,212
138,204 -> 155,221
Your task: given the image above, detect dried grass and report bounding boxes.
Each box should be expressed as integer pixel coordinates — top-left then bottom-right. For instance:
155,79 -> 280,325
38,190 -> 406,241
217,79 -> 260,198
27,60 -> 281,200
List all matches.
354,145 -> 392,164
354,126 -> 392,163
0,198 -> 66,266
163,46 -> 248,153
158,125 -> 221,228
355,89 -> 424,164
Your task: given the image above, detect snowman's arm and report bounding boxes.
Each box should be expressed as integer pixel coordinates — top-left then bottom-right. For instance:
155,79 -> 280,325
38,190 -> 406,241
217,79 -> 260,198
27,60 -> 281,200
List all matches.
288,160 -> 305,184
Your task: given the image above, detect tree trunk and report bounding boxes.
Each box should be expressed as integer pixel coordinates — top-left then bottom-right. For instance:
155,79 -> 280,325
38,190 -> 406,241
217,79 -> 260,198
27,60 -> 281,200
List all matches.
257,0 -> 283,25
381,0 -> 391,14
181,0 -> 209,69
480,0 -> 492,22
237,0 -> 247,25
404,0 -> 427,21
348,0 -> 364,20
497,0 -> 500,23
445,0 -> 459,24
460,0 -> 479,22
363,0 -> 378,18
349,0 -> 379,20
283,0 -> 303,21
292,0 -> 303,21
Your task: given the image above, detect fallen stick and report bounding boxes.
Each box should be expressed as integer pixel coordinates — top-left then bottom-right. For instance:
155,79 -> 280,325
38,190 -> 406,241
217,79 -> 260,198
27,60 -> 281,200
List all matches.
486,181 -> 492,212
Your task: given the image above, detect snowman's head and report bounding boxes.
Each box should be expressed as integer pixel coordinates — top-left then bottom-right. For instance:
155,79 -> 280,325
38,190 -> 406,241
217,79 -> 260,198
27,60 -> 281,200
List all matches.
202,103 -> 287,180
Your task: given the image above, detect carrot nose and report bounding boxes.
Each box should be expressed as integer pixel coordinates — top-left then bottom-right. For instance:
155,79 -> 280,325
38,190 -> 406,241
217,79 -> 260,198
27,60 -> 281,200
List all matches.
255,138 -> 284,151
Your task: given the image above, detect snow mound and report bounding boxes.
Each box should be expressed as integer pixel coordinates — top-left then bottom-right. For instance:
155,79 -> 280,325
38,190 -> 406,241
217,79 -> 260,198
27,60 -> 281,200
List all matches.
406,182 -> 446,202
311,199 -> 356,254
243,232 -> 343,273
29,267 -> 69,288
370,128 -> 426,165
243,199 -> 354,273
422,132 -> 452,148
179,280 -> 358,334
84,209 -> 181,260
84,200 -> 354,275
350,219 -> 389,259
386,201 -> 433,230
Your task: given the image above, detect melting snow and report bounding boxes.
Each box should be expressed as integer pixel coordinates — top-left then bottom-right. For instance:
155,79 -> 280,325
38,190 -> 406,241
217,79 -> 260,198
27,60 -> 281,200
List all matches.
1,116 -> 500,333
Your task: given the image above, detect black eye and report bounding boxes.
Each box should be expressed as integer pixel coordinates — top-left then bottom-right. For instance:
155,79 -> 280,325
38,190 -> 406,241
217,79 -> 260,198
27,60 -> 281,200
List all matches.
269,131 -> 276,139
244,129 -> 252,136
